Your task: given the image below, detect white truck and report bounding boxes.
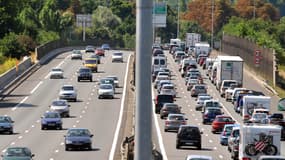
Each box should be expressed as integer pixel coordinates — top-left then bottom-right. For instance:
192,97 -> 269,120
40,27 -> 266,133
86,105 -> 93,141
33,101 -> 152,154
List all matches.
185,33 -> 201,49
194,42 -> 210,57
239,124 -> 282,160
242,96 -> 271,122
215,56 -> 243,90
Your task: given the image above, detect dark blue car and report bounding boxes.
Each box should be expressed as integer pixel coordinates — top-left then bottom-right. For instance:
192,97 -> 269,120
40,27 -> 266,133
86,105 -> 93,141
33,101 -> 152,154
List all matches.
41,112 -> 62,130
64,128 -> 93,151
202,107 -> 223,124
101,43 -> 110,50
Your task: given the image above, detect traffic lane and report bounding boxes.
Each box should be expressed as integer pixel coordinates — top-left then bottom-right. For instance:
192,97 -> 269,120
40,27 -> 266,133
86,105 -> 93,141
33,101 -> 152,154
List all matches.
152,54 -> 231,160
0,52 -> 74,113
0,50 -> 129,158
0,51 -> 83,151
40,51 -> 131,159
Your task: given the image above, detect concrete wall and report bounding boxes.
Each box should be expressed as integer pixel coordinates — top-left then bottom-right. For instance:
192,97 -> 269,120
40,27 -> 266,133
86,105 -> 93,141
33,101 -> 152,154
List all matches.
0,58 -> 32,92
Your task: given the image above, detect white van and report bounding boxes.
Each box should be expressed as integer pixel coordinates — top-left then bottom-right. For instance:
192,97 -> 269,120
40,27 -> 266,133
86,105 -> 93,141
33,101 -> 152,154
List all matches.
152,56 -> 167,71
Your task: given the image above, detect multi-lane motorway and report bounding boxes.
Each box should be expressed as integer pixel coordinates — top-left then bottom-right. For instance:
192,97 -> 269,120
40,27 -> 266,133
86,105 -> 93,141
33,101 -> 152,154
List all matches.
152,51 -> 285,160
0,49 -> 132,160
0,47 -> 284,160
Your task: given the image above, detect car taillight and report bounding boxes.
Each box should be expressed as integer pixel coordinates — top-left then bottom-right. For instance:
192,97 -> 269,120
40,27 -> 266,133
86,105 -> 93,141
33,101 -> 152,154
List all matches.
242,157 -> 251,160
192,89 -> 196,93
204,114 -> 208,118
244,115 -> 250,120
234,145 -> 239,150
165,121 -> 169,125
182,121 -> 186,125
222,131 -> 227,136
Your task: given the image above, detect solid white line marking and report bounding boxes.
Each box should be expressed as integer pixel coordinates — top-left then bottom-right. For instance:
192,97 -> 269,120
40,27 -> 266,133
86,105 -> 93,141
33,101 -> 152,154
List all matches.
109,54 -> 131,160
30,81 -> 43,94
12,96 -> 29,111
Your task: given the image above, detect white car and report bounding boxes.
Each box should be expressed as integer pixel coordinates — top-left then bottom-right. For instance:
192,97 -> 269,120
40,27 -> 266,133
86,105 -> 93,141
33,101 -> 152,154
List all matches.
59,85 -> 77,102
71,50 -> 82,60
112,52 -> 123,62
98,84 -> 114,99
106,75 -> 119,88
154,75 -> 169,89
160,84 -> 176,97
49,99 -> 70,117
50,68 -> 64,79
225,88 -> 234,101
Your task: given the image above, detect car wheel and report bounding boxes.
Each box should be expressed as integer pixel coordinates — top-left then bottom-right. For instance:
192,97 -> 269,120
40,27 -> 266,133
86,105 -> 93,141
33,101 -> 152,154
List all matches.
87,145 -> 92,150
197,144 -> 201,150
212,130 -> 216,134
228,146 -> 231,152
160,116 -> 163,119
41,126 -> 45,130
202,121 -> 206,124
58,126 -> 63,130
98,96 -> 101,99
77,79 -> 80,82
90,78 -> 92,82
176,143 -> 180,149
164,129 -> 168,132
74,98 -> 77,102
65,146 -> 70,151
8,130 -> 13,134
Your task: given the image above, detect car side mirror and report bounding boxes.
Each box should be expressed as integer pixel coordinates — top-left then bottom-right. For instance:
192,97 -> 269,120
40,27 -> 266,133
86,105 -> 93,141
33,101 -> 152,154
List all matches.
40,116 -> 43,119
90,134 -> 94,137
68,105 -> 71,107
64,135 -> 66,137
185,118 -> 188,120
31,154 -> 35,157
11,120 -> 15,123
222,112 -> 224,114
200,131 -> 203,134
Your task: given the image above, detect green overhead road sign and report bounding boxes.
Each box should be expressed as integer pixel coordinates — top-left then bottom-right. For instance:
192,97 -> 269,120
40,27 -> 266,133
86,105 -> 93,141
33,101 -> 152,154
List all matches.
153,2 -> 167,15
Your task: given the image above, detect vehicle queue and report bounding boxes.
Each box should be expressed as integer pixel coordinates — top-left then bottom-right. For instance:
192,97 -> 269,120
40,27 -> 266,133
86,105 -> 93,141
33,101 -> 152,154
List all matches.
152,42 -> 285,160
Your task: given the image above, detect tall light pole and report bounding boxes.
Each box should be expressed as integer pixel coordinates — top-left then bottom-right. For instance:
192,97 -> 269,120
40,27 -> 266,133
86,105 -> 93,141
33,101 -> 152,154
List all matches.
253,0 -> 256,19
177,0 -> 180,38
211,0 -> 214,50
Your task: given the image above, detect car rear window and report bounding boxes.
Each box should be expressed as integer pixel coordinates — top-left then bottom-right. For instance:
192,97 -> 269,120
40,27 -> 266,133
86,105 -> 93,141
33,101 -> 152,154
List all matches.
169,115 -> 184,120
160,59 -> 166,65
157,95 -> 173,101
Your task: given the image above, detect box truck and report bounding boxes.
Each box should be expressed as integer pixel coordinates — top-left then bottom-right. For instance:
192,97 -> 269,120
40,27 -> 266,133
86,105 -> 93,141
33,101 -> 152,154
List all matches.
185,33 -> 201,49
242,96 -> 271,122
215,56 -> 243,90
239,124 -> 282,160
193,42 -> 210,57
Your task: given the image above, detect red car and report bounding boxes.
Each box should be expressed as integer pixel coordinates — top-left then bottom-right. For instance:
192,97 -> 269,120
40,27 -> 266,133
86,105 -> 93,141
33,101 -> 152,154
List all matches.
211,115 -> 235,134
95,48 -> 105,56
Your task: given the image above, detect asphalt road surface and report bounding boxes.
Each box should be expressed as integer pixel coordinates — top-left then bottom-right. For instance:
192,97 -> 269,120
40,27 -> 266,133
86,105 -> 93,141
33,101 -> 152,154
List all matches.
0,49 -> 132,160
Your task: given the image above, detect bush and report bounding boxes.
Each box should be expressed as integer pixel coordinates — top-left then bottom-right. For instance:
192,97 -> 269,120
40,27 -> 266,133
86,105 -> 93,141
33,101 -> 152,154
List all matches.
0,58 -> 18,75
36,30 -> 60,44
0,32 -> 26,59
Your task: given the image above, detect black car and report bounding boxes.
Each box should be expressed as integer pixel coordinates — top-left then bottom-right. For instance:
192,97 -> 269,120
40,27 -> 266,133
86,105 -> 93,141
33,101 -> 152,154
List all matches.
154,94 -> 174,114
64,128 -> 93,151
176,125 -> 202,149
202,107 -> 223,124
77,68 -> 92,82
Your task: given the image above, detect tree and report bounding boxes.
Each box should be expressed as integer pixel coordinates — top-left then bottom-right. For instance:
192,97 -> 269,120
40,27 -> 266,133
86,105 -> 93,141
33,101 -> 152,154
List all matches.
235,0 -> 280,21
39,0 -> 61,31
0,33 -> 25,59
18,6 -> 40,39
183,0 -> 234,33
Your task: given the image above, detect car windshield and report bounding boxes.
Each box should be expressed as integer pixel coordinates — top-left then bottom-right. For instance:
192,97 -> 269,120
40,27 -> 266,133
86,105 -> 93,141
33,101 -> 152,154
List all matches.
72,50 -> 81,54
6,148 -> 30,157
163,86 -> 174,90
107,76 -> 118,80
169,115 -> 184,120
85,59 -> 97,64
225,126 -> 234,135
52,68 -> 62,72
67,129 -> 90,137
217,117 -> 232,122
195,85 -> 205,89
62,86 -> 74,91
279,99 -> 285,107
224,81 -> 236,87
79,68 -> 90,72
207,109 -> 222,114
113,52 -> 122,56
52,100 -> 67,106
199,97 -> 211,101
253,113 -> 267,119
44,113 -> 60,118
206,102 -> 219,107
0,117 -> 10,123
100,79 -> 114,84
100,85 -> 113,89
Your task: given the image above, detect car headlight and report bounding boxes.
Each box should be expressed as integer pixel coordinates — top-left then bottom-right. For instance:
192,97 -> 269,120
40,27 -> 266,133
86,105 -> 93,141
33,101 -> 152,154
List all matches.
65,140 -> 73,144
56,120 -> 62,124
41,120 -> 47,124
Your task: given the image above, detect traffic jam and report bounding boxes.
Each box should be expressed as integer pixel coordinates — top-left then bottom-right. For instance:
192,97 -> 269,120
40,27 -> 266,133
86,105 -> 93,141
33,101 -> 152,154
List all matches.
151,35 -> 285,160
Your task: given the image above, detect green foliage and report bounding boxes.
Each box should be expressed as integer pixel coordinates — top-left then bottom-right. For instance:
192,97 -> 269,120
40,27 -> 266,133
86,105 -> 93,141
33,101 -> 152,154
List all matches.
123,34 -> 135,49
223,16 -> 285,65
0,58 -> 17,75
39,0 -> 61,32
0,32 -> 25,59
36,30 -> 60,44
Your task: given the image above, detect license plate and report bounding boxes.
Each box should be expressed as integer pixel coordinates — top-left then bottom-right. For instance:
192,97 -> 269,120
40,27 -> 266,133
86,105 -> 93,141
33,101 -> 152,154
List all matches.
48,123 -> 55,126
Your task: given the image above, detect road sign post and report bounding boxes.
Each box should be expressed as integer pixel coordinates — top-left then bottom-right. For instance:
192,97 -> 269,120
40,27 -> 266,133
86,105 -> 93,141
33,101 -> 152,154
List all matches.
76,14 -> 92,42
254,50 -> 261,67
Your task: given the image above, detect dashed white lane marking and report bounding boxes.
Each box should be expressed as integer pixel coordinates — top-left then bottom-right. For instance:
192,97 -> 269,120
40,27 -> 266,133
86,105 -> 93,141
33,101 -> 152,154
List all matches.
76,120 -> 80,123
49,158 -> 54,160
60,142 -> 64,145
195,118 -> 198,121
205,134 -> 208,137
91,93 -> 94,96
18,136 -> 23,139
36,120 -> 40,123
190,109 -> 193,112
184,96 -> 187,98
214,147 -> 217,150
30,81 -> 43,94
12,96 -> 29,111
86,102 -> 90,105
197,123 -> 201,125
2,149 -> 6,153
73,125 -> 76,128
79,115 -> 83,118
10,142 -> 15,145
25,130 -> 29,133
82,110 -> 85,114
31,125 -> 35,128
55,150 -> 59,153
188,105 -> 191,107
219,155 -> 223,159
209,140 -> 213,143
192,114 -> 195,116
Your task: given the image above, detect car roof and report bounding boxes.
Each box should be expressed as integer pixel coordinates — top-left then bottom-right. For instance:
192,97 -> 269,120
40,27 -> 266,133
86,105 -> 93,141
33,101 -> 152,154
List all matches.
62,84 -> 74,87
168,113 -> 184,117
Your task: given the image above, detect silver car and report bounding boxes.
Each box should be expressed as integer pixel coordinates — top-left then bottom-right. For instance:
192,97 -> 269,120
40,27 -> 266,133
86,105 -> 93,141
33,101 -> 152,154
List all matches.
50,68 -> 64,79
59,85 -> 77,102
195,95 -> 212,111
164,114 -> 187,132
98,84 -> 114,99
0,116 -> 14,134
190,84 -> 207,97
49,99 -> 70,117
71,50 -> 82,60
159,84 -> 176,97
106,75 -> 119,88
112,52 -> 123,62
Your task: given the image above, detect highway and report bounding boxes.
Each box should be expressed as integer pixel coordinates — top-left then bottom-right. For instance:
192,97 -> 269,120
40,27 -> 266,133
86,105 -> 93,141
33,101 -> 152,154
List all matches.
0,49 -> 132,160
152,51 -> 285,160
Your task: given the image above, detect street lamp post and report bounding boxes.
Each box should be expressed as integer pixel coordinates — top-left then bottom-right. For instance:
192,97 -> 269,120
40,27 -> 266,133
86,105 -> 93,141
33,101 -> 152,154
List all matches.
211,0 -> 214,50
177,0 -> 180,38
